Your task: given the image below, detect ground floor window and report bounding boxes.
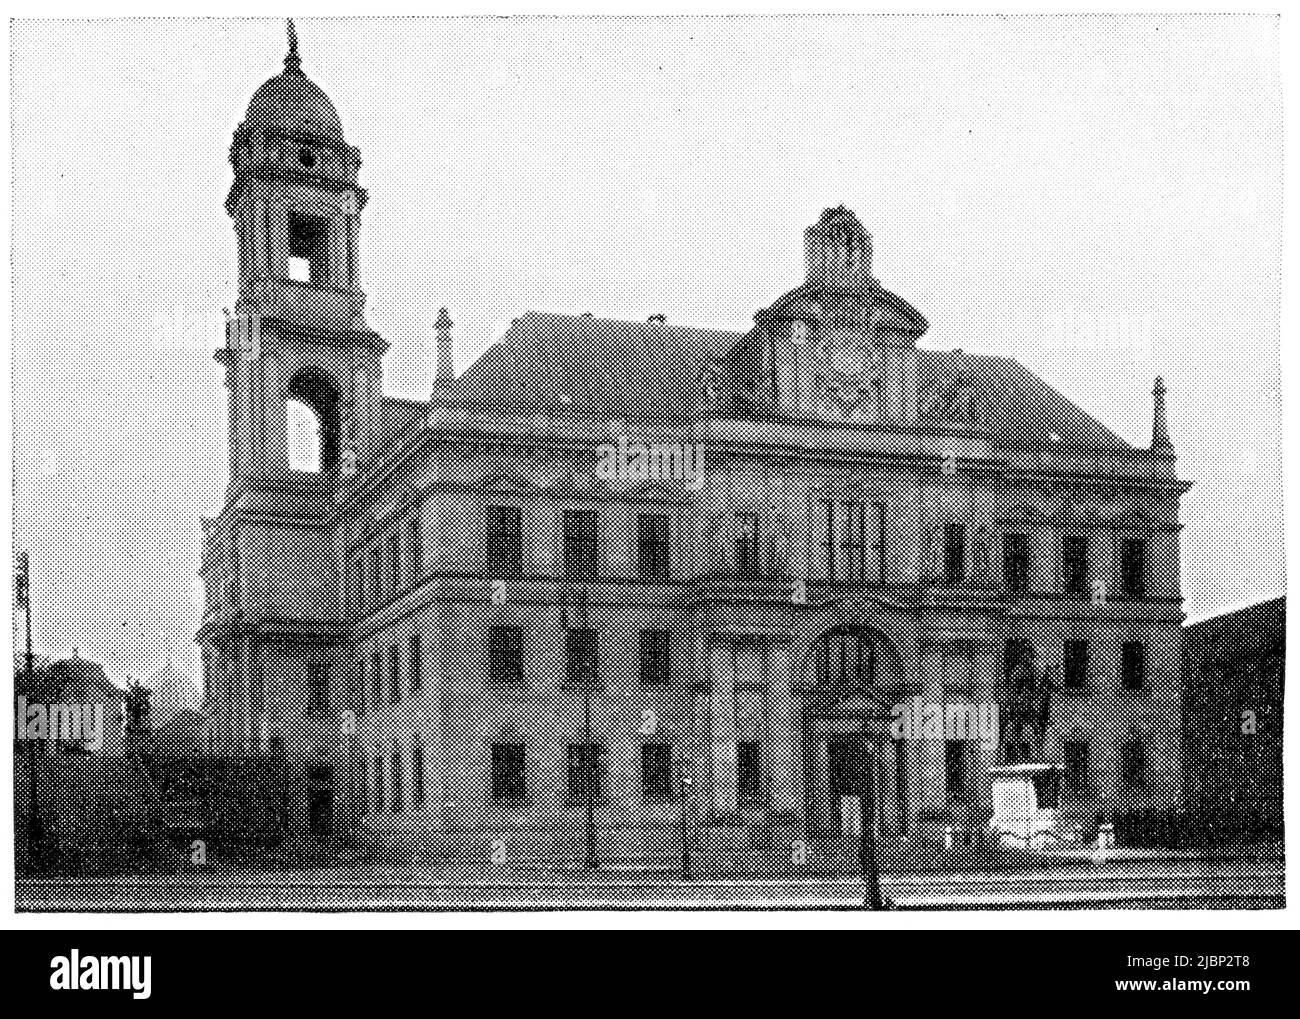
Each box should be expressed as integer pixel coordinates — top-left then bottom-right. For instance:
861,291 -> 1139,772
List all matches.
567,743 -> 604,801
945,740 -> 971,802
1064,740 -> 1090,796
641,743 -> 673,800
737,741 -> 761,805
492,743 -> 526,801
411,738 -> 425,807
391,749 -> 404,813
372,754 -> 384,813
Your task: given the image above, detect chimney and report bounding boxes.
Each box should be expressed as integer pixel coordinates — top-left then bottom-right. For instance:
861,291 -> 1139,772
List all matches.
435,307 -> 455,382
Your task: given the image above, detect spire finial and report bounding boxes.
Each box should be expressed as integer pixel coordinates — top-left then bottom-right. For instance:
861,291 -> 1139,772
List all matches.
284,19 -> 302,74
1151,376 -> 1172,450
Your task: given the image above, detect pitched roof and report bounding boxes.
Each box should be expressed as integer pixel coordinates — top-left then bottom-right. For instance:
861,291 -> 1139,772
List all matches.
438,311 -> 1133,449
450,312 -> 744,422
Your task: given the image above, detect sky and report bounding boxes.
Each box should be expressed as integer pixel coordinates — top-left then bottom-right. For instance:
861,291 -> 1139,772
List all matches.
9,16 -> 1283,692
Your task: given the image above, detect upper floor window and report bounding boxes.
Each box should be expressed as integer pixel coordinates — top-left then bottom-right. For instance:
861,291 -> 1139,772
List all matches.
492,743 -> 526,801
1121,641 -> 1147,691
488,625 -> 524,686
822,500 -> 878,584
819,629 -> 877,690
1062,536 -> 1089,596
1121,738 -> 1148,789
565,628 -> 599,687
1063,639 -> 1089,690
735,512 -> 761,578
636,514 -> 670,582
288,211 -> 330,285
945,740 -> 972,802
943,522 -> 966,585
1002,533 -> 1028,592
563,509 -> 599,580
307,663 -> 329,714
388,532 -> 402,595
639,630 -> 671,686
641,743 -> 674,801
409,633 -> 423,694
389,645 -> 402,704
411,737 -> 425,807
407,517 -> 423,584
737,742 -> 762,806
1121,538 -> 1147,597
486,505 -> 523,578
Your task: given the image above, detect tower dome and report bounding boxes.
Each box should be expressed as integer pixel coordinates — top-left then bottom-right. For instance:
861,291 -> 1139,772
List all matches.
235,21 -> 345,142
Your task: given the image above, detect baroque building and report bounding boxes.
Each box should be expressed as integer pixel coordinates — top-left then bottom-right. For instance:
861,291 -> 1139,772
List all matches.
198,28 -> 1189,849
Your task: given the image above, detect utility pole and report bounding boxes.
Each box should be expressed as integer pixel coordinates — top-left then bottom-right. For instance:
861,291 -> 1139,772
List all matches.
15,553 -> 43,867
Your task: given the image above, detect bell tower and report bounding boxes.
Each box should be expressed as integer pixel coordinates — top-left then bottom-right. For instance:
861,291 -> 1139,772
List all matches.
218,20 -> 385,494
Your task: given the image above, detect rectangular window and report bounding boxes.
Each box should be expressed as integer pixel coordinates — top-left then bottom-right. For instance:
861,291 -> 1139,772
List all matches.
943,522 -> 966,584
563,509 -> 599,580
1064,740 -> 1089,796
411,738 -> 425,807
391,749 -> 404,813
370,546 -> 384,604
388,532 -> 402,594
288,211 -> 330,285
639,630 -> 671,686
565,628 -> 598,687
409,633 -> 423,693
307,663 -> 329,714
945,740 -> 970,802
1062,536 -> 1089,596
567,743 -> 603,801
407,517 -> 423,584
736,512 -> 761,578
636,513 -> 670,582
822,500 -> 868,584
1122,641 -> 1147,691
370,650 -> 382,710
1002,533 -> 1028,592
1121,741 -> 1147,788
1064,639 -> 1089,690
1121,538 -> 1147,597
737,742 -> 761,806
353,557 -> 366,613
389,645 -> 402,704
1003,638 -> 1032,684
488,625 -> 524,685
871,502 -> 887,586
641,743 -> 673,801
486,505 -> 523,578
492,744 -> 526,801
372,754 -> 385,813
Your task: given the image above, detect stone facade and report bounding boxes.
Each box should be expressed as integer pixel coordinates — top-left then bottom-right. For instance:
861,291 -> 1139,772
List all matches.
197,31 -> 1190,847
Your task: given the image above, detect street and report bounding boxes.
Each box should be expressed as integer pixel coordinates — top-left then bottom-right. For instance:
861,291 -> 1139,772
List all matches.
15,856 -> 1284,911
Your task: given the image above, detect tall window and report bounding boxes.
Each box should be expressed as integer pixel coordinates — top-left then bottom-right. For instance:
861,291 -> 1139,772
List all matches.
639,630 -> 670,686
563,509 -> 599,580
353,557 -> 366,613
307,663 -> 329,714
641,744 -> 673,801
870,502 -> 887,586
388,532 -> 402,594
945,740 -> 971,802
488,626 -> 524,685
288,211 -> 330,284
370,649 -> 383,710
407,517 -> 423,584
1003,638 -> 1032,684
1064,741 -> 1089,796
636,513 -> 670,582
735,512 -> 761,578
565,628 -> 598,687
1062,536 -> 1089,596
1121,738 -> 1147,788
389,645 -> 402,704
819,629 -> 877,689
567,744 -> 604,801
1122,641 -> 1147,691
391,748 -> 404,813
943,522 -> 966,584
1121,538 -> 1147,597
821,499 -> 868,584
409,633 -> 423,693
492,744 -> 526,801
1063,639 -> 1089,690
1002,533 -> 1028,592
737,742 -> 762,805
371,754 -> 385,813
411,738 -> 425,807
486,505 -> 523,578
370,546 -> 384,605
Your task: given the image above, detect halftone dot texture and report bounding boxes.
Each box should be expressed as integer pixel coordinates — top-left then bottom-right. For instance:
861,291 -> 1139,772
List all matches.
13,17 -> 1283,911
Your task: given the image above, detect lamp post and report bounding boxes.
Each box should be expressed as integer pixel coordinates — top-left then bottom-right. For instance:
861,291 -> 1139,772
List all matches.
677,753 -> 694,881
15,552 -> 44,868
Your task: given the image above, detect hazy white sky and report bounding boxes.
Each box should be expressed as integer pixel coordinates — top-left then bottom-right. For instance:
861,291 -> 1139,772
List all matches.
10,16 -> 1283,690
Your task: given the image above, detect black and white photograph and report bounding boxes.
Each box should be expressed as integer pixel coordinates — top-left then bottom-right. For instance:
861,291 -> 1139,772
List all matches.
3,6 -> 1291,943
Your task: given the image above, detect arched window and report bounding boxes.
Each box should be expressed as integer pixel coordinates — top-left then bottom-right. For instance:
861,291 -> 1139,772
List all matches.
818,628 -> 879,691
286,370 -> 341,473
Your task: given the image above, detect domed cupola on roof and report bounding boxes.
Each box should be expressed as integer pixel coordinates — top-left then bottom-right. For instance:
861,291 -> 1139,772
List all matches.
225,20 -> 369,333
237,21 -> 346,143
748,206 -> 928,424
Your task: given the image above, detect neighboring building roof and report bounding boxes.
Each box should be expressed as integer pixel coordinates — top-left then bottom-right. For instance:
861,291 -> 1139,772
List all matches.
444,310 -> 1134,449
450,311 -> 744,422
1184,596 -> 1285,644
